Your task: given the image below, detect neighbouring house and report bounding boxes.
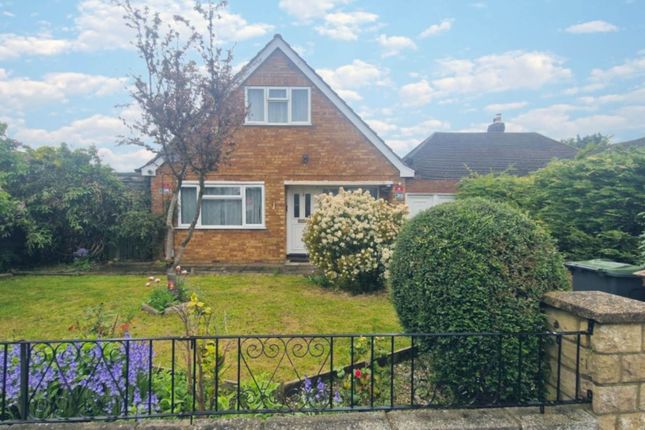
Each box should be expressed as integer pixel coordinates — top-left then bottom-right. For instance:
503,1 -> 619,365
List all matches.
402,114 -> 578,216
138,34 -> 413,264
615,136 -> 645,148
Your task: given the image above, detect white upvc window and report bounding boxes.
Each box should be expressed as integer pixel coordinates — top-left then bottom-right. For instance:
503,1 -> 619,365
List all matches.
245,86 -> 311,125
178,182 -> 265,229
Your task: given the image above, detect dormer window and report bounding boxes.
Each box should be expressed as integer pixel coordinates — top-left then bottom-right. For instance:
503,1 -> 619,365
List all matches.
245,87 -> 311,125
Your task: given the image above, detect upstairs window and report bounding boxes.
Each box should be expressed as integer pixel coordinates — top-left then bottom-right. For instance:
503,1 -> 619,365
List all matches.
245,87 -> 311,125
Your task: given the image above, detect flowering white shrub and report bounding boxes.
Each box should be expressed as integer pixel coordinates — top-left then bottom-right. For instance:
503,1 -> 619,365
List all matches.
303,189 -> 407,293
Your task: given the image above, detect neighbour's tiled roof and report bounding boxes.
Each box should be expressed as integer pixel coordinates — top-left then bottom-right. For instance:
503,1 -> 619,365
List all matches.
615,137 -> 645,148
404,132 -> 577,180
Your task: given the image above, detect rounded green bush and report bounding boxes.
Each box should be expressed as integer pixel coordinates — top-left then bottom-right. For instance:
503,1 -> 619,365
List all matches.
390,198 -> 569,404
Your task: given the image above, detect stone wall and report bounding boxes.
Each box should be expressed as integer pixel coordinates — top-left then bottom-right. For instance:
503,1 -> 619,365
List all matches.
543,291 -> 645,430
7,407 -> 597,429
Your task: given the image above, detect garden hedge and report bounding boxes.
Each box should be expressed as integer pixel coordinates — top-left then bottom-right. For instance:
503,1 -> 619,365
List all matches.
458,147 -> 645,263
389,198 -> 569,403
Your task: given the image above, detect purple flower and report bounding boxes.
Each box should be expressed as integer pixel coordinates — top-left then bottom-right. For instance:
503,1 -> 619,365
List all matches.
0,339 -> 158,418
303,376 -> 312,393
315,378 -> 325,400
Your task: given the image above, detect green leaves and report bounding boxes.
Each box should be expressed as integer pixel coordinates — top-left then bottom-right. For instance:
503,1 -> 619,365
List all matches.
390,198 -> 569,403
458,148 -> 645,263
0,123 -> 163,269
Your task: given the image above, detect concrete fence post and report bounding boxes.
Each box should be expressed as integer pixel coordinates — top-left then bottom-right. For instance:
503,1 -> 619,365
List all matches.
542,291 -> 645,430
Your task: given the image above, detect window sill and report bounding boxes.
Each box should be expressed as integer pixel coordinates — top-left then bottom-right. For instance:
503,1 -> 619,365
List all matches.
244,122 -> 312,127
175,226 -> 267,231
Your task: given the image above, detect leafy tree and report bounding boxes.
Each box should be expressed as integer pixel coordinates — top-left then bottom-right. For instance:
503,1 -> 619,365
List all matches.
639,212 -> 645,264
561,133 -> 611,157
0,123 -> 165,270
0,124 -> 19,234
458,147 -> 645,263
6,143 -> 128,264
119,0 -> 245,270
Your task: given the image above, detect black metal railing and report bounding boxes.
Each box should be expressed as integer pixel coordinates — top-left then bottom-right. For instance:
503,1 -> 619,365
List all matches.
0,330 -> 591,424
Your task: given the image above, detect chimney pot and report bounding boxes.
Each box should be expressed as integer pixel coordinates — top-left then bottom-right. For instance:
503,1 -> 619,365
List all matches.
487,113 -> 505,132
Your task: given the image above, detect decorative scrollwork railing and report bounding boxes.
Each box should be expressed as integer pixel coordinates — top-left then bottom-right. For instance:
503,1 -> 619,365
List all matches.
0,331 -> 590,424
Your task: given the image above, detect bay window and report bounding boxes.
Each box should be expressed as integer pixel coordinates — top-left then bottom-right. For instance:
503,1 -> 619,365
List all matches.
245,87 -> 311,125
179,182 -> 265,229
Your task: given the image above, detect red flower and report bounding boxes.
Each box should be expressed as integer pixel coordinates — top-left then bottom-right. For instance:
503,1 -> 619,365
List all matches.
354,369 -> 362,378
167,280 -> 175,290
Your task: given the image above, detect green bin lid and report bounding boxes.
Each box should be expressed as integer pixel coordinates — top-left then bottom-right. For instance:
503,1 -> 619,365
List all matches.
565,259 -> 645,277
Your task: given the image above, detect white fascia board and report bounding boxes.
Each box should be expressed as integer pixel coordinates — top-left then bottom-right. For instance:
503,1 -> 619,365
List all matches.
139,156 -> 164,176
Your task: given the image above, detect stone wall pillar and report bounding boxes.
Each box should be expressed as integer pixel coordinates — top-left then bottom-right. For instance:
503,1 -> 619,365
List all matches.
543,291 -> 645,430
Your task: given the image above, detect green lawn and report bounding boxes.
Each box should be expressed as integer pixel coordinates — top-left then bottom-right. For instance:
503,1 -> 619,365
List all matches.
0,274 -> 401,340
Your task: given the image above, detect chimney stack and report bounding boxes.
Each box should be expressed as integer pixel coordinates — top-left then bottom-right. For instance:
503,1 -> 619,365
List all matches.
487,113 -> 505,132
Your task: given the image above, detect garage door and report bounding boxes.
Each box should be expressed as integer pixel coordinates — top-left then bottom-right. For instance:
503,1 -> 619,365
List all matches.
406,194 -> 455,217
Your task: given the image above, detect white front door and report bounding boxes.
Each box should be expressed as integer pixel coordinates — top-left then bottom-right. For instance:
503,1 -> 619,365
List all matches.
286,187 -> 321,254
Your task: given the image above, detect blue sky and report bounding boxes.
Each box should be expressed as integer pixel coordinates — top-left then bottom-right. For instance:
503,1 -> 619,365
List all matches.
1,0 -> 644,171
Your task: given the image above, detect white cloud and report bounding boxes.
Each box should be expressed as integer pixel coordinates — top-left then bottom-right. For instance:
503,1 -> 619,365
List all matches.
419,19 -> 453,38
398,118 -> 450,137
316,11 -> 379,41
369,117 -> 450,155
9,106 -> 153,171
399,79 -> 434,107
565,20 -> 618,34
97,147 -> 155,172
74,0 -> 273,51
400,50 -> 571,105
43,72 -> 126,96
279,0 -> 350,22
14,114 -> 124,148
318,59 -> 390,102
377,34 -> 417,57
577,86 -> 645,107
0,71 -> 126,112
366,119 -> 398,135
590,54 -> 645,82
0,34 -> 71,59
561,82 -> 606,95
510,102 -> 645,139
0,0 -> 273,59
484,101 -> 528,112
386,138 -> 419,155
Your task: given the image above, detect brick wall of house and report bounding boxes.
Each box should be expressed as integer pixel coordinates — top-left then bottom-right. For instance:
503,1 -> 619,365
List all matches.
405,178 -> 459,194
150,49 -> 403,264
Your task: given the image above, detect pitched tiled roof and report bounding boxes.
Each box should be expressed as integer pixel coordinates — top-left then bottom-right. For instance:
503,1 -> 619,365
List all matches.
615,137 -> 645,148
404,132 -> 577,180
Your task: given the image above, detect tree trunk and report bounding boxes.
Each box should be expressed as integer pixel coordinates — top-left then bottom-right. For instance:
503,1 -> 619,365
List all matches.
173,175 -> 205,267
164,191 -> 178,269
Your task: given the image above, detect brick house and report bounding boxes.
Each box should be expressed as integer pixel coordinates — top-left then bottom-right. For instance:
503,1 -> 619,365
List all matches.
139,35 -> 414,264
139,36 -> 578,264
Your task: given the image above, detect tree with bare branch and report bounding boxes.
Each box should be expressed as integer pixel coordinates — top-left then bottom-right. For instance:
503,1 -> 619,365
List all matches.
119,0 -> 245,271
